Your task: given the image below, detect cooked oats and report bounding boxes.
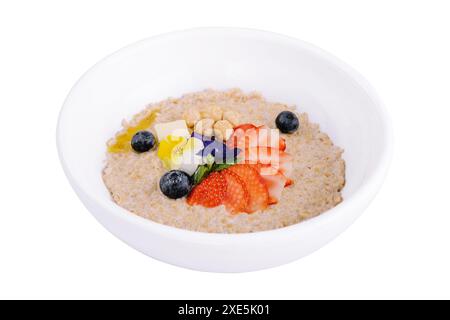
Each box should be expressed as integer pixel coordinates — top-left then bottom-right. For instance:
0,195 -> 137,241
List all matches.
102,89 -> 345,233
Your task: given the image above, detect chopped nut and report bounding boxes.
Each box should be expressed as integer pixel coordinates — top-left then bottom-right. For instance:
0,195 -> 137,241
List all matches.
194,118 -> 214,137
183,108 -> 201,128
202,105 -> 223,121
213,120 -> 234,141
222,110 -> 240,127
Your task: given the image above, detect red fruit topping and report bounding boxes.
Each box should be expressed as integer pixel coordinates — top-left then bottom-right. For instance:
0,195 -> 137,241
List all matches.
189,122 -> 293,214
256,125 -> 286,150
279,137 -> 286,151
241,146 -> 294,178
234,123 -> 257,131
260,173 -> 287,204
245,162 -> 288,204
227,164 -> 269,213
284,177 -> 294,187
240,146 -> 276,164
222,170 -> 249,214
278,152 -> 293,178
227,124 -> 286,151
227,124 -> 257,149
187,172 -> 226,207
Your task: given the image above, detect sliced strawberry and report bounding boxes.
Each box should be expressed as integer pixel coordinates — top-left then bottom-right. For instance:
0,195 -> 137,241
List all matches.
227,126 -> 258,149
279,137 -> 286,151
227,164 -> 269,213
226,123 -> 293,208
222,170 -> 249,214
239,147 -> 280,165
228,124 -> 286,151
242,161 -> 272,178
187,172 -> 226,207
242,160 -> 278,176
245,163 -> 288,204
243,148 -> 293,176
246,161 -> 292,184
227,123 -> 256,147
279,152 -> 293,178
260,173 -> 287,204
234,123 -> 257,131
284,177 -> 294,186
241,147 -> 293,178
256,125 -> 286,150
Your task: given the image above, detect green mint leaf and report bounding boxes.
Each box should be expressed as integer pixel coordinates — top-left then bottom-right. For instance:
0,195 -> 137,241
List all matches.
212,163 -> 234,172
193,164 -> 213,185
205,154 -> 215,167
192,160 -> 238,185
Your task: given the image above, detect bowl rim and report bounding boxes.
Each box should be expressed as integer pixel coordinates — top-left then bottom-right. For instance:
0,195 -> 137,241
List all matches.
57,27 -> 393,243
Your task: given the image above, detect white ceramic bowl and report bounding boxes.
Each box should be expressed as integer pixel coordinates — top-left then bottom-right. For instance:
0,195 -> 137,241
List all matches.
57,28 -> 392,272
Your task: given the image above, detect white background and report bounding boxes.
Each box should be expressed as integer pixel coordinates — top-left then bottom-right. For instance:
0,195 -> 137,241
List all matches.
1,0 -> 449,300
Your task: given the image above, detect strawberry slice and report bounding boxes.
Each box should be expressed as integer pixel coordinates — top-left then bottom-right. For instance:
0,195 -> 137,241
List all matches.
227,164 -> 269,213
279,152 -> 293,178
242,147 -> 293,177
228,124 -> 256,145
227,124 -> 257,150
256,125 -> 286,150
242,159 -> 279,176
240,147 -> 279,166
234,123 -> 257,131
260,173 -> 287,204
245,162 -> 288,204
222,170 -> 249,213
279,137 -> 286,151
187,172 -> 226,207
284,177 -> 294,186
227,124 -> 285,151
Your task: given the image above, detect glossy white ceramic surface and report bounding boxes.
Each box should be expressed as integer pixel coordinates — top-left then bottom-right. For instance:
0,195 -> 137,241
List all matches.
57,28 -> 393,272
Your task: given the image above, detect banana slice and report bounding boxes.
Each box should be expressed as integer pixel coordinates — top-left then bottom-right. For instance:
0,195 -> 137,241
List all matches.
157,135 -> 204,175
154,120 -> 190,142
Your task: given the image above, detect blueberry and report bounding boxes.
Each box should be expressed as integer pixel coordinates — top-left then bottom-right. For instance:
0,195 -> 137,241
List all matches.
131,131 -> 155,153
275,111 -> 299,134
159,170 -> 192,199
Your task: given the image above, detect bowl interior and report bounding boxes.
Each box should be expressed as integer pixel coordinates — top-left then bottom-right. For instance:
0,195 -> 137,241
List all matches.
58,29 -> 389,227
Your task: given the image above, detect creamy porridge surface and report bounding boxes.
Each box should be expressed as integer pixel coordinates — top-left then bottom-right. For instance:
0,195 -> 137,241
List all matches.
102,89 -> 345,233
